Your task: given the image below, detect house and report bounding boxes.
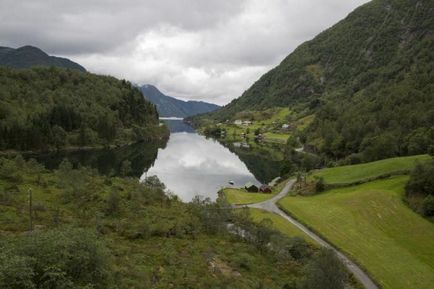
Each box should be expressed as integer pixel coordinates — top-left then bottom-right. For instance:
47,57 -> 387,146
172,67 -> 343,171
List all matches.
244,182 -> 259,192
242,120 -> 253,126
282,124 -> 290,129
260,185 -> 272,193
234,120 -> 242,125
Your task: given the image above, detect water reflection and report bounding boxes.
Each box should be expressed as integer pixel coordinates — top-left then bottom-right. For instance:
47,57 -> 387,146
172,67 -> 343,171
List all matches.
220,141 -> 284,184
163,119 -> 195,133
28,141 -> 165,178
142,132 -> 261,201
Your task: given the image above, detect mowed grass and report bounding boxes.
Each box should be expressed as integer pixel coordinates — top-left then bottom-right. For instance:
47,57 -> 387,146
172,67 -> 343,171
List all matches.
263,132 -> 289,143
278,176 -> 434,289
223,188 -> 275,205
247,208 -> 316,244
310,154 -> 431,185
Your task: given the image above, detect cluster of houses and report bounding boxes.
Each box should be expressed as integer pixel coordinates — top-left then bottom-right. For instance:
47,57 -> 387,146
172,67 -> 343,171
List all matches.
234,120 -> 253,126
244,182 -> 272,193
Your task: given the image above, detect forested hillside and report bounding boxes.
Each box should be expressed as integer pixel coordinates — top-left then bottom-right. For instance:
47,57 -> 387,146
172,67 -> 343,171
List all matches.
0,67 -> 167,151
195,0 -> 434,162
0,157 -> 355,289
0,46 -> 86,71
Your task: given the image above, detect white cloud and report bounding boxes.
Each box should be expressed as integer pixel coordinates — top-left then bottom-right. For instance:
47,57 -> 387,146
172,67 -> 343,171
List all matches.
0,0 -> 370,105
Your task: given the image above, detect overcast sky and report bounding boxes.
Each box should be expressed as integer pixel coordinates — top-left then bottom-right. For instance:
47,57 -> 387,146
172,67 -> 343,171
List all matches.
0,0 -> 369,105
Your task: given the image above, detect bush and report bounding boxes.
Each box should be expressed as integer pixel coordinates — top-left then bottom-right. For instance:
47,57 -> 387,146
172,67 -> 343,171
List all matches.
301,248 -> 346,289
0,227 -> 113,289
422,195 -> 434,217
315,177 -> 325,193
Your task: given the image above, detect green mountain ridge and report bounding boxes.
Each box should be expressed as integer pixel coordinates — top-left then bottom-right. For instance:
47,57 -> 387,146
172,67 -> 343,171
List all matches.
0,67 -> 167,152
196,0 -> 434,162
0,45 -> 86,72
140,84 -> 220,118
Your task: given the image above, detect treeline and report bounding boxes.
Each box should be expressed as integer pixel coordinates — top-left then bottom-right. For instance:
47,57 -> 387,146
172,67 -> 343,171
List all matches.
0,67 -> 167,151
0,156 -> 353,289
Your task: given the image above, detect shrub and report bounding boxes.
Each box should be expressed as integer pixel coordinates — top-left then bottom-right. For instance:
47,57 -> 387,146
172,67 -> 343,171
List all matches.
301,248 -> 346,289
315,177 -> 325,193
422,195 -> 434,217
0,227 -> 113,289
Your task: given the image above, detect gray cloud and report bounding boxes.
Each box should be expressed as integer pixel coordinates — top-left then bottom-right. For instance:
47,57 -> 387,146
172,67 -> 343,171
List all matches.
0,0 -> 369,104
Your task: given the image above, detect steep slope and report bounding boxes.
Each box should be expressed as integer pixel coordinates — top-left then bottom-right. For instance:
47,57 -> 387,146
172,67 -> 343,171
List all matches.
0,45 -> 86,71
0,67 -> 167,151
199,0 -> 434,162
141,84 -> 220,117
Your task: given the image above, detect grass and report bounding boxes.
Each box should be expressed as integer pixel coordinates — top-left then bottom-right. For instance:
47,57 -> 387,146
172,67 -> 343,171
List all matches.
223,179 -> 288,205
223,188 -> 275,205
263,132 -> 289,143
218,107 -> 292,144
247,208 -> 316,244
310,154 -> 431,185
278,176 -> 434,289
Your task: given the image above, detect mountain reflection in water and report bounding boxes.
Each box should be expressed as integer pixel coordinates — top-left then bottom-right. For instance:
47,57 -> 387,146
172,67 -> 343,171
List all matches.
143,132 -> 261,201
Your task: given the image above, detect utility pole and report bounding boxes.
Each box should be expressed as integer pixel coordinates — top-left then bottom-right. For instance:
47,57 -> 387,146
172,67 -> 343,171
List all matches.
29,188 -> 33,232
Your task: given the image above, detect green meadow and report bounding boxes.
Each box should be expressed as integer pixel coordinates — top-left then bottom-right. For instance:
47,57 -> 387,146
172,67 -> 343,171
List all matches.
309,154 -> 431,185
247,208 -> 315,244
222,188 -> 275,205
278,176 -> 434,289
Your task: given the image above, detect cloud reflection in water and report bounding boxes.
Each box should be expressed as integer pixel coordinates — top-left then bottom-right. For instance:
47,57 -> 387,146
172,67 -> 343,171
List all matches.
142,132 -> 260,201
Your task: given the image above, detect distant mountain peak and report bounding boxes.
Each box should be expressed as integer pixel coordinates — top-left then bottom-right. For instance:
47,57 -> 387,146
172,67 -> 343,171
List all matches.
0,45 -> 86,72
140,84 -> 220,118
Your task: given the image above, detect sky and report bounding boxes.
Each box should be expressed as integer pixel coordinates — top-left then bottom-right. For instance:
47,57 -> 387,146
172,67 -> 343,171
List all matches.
0,0 -> 370,105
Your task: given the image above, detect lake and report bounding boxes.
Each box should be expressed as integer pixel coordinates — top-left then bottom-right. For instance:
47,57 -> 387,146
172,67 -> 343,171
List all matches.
30,119 -> 284,202
142,131 -> 262,201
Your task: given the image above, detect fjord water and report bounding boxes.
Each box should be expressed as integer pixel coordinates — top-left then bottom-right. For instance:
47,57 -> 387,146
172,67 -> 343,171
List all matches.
31,119 -> 273,202
142,119 -> 261,201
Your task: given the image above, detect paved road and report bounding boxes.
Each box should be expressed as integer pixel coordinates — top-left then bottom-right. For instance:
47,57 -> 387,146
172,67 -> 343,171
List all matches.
235,179 -> 379,289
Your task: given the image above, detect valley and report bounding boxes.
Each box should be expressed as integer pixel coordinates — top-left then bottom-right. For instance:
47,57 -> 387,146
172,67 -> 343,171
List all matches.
1,0 -> 433,288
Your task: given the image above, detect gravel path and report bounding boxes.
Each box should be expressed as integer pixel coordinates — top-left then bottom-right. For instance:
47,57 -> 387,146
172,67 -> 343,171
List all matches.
235,179 -> 379,289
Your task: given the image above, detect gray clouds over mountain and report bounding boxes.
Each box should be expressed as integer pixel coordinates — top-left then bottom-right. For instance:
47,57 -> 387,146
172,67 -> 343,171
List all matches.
0,0 -> 369,104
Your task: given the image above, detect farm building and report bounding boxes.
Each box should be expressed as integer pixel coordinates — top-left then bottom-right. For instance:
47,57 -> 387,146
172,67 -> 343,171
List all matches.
260,185 -> 272,193
244,182 -> 259,192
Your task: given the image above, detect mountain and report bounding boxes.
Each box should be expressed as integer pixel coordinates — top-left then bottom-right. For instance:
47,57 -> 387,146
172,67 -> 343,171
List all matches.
0,67 -> 167,151
140,84 -> 220,118
0,45 -> 86,71
195,0 -> 434,162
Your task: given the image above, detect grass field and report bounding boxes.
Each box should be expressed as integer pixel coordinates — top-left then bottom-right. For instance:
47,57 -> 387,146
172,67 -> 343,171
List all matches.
263,132 -> 289,143
278,176 -> 434,289
309,154 -> 431,185
223,180 -> 287,205
247,208 -> 315,244
218,107 -> 292,144
223,188 -> 275,205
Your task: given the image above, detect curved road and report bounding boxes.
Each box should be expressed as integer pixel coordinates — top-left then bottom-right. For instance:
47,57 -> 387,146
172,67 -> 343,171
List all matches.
236,179 -> 379,289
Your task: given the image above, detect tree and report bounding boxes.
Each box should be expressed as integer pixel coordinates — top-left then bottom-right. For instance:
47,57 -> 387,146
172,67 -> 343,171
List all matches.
315,177 -> 325,193
0,228 -> 113,289
302,249 -> 346,289
120,160 -> 132,177
52,125 -> 67,149
106,189 -> 121,216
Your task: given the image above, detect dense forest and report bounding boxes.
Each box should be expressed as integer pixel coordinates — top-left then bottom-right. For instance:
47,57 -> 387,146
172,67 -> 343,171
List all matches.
0,67 -> 168,151
193,0 -> 434,163
0,156 -> 355,289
